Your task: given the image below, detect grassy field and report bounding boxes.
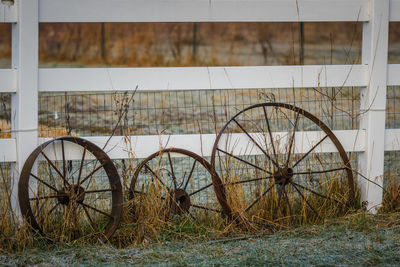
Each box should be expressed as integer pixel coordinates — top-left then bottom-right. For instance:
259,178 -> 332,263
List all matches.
1,213 -> 399,266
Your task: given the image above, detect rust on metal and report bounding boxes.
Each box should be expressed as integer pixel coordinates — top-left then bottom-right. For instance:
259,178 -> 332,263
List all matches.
129,147 -> 223,219
18,136 -> 123,242
210,102 -> 355,223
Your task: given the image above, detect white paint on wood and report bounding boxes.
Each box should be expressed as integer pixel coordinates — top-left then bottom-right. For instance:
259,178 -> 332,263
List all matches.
358,0 -> 389,213
10,0 -> 39,220
38,130 -> 366,160
390,0 -> 400,21
387,64 -> 400,86
39,65 -> 367,92
0,138 -> 16,162
384,129 -> 400,151
0,69 -> 17,92
0,0 -> 18,22
38,0 -> 369,23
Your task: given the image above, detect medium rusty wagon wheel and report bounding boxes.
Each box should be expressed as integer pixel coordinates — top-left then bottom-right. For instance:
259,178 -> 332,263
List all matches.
129,148 -> 223,221
210,102 -> 355,227
18,136 -> 123,242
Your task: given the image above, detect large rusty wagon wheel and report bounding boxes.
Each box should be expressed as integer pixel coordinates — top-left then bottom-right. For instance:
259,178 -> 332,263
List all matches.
129,148 -> 223,221
18,137 -> 123,242
210,102 -> 355,227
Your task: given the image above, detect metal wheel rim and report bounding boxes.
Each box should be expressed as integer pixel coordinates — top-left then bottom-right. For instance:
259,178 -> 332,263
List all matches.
18,136 -> 123,241
129,148 -> 223,219
210,102 -> 355,223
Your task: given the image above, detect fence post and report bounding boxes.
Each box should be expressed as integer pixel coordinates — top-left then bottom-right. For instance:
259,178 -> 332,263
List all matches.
358,0 -> 389,213
10,0 -> 39,218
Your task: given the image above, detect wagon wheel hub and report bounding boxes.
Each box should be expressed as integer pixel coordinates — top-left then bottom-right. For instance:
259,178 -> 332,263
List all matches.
274,167 -> 294,186
168,188 -> 191,215
58,184 -> 86,205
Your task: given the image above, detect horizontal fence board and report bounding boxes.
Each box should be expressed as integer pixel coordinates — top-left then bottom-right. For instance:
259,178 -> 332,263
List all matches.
39,130 -> 366,160
390,0 -> 400,21
39,65 -> 367,92
384,129 -> 400,151
388,64 -> 400,86
0,2 -> 17,22
39,0 -> 369,22
0,139 -> 16,162
0,69 -> 17,93
4,128 -> 399,162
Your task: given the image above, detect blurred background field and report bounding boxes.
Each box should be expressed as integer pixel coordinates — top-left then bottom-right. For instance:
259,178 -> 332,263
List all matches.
0,22 -> 371,68
0,21 -> 400,195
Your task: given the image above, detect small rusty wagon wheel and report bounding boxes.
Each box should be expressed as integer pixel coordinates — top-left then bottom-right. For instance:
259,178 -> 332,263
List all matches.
18,136 -> 123,242
210,102 -> 355,227
129,148 -> 223,221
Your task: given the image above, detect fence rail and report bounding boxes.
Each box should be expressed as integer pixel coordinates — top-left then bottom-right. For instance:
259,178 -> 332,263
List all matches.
38,0 -> 370,23
0,0 -> 399,214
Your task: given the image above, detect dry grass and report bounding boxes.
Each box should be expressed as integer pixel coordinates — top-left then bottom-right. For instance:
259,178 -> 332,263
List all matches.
380,173 -> 400,213
0,119 -> 76,139
0,152 -> 367,252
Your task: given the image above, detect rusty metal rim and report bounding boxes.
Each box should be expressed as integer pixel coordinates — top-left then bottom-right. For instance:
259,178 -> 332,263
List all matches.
210,102 -> 355,219
18,136 -> 123,242
129,147 -> 223,216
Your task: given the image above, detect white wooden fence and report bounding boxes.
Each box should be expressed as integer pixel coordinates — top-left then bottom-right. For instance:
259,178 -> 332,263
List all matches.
1,0 -> 399,215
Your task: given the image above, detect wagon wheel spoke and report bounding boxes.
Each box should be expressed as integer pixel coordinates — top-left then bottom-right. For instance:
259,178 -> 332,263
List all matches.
224,176 -> 274,186
30,173 -> 59,193
183,160 -> 196,190
292,135 -> 329,168
273,186 -> 284,220
232,118 -> 280,169
245,183 -> 275,213
292,167 -> 347,176
82,204 -> 98,232
132,190 -> 166,200
85,188 -> 114,194
79,161 -> 107,187
189,182 -> 213,196
278,107 -> 296,128
290,181 -> 340,203
82,158 -> 100,189
20,137 -> 123,242
144,163 -> 168,189
282,187 -> 293,222
211,103 -> 355,225
286,111 -> 300,168
263,106 -> 278,163
191,204 -> 222,213
77,146 -> 87,186
29,194 -> 64,201
80,202 -> 113,219
36,201 -> 62,226
47,202 -> 62,217
61,140 -> 66,183
291,182 -> 321,219
216,148 -> 272,175
167,152 -> 178,189
130,148 -> 228,221
40,151 -> 70,187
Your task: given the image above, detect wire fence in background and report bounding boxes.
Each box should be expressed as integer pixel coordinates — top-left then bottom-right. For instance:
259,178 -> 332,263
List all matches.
37,87 -> 360,138
3,86 -> 400,195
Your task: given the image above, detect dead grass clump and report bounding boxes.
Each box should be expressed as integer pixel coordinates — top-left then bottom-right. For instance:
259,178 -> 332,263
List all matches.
223,173 -> 358,231
380,173 -> 400,213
